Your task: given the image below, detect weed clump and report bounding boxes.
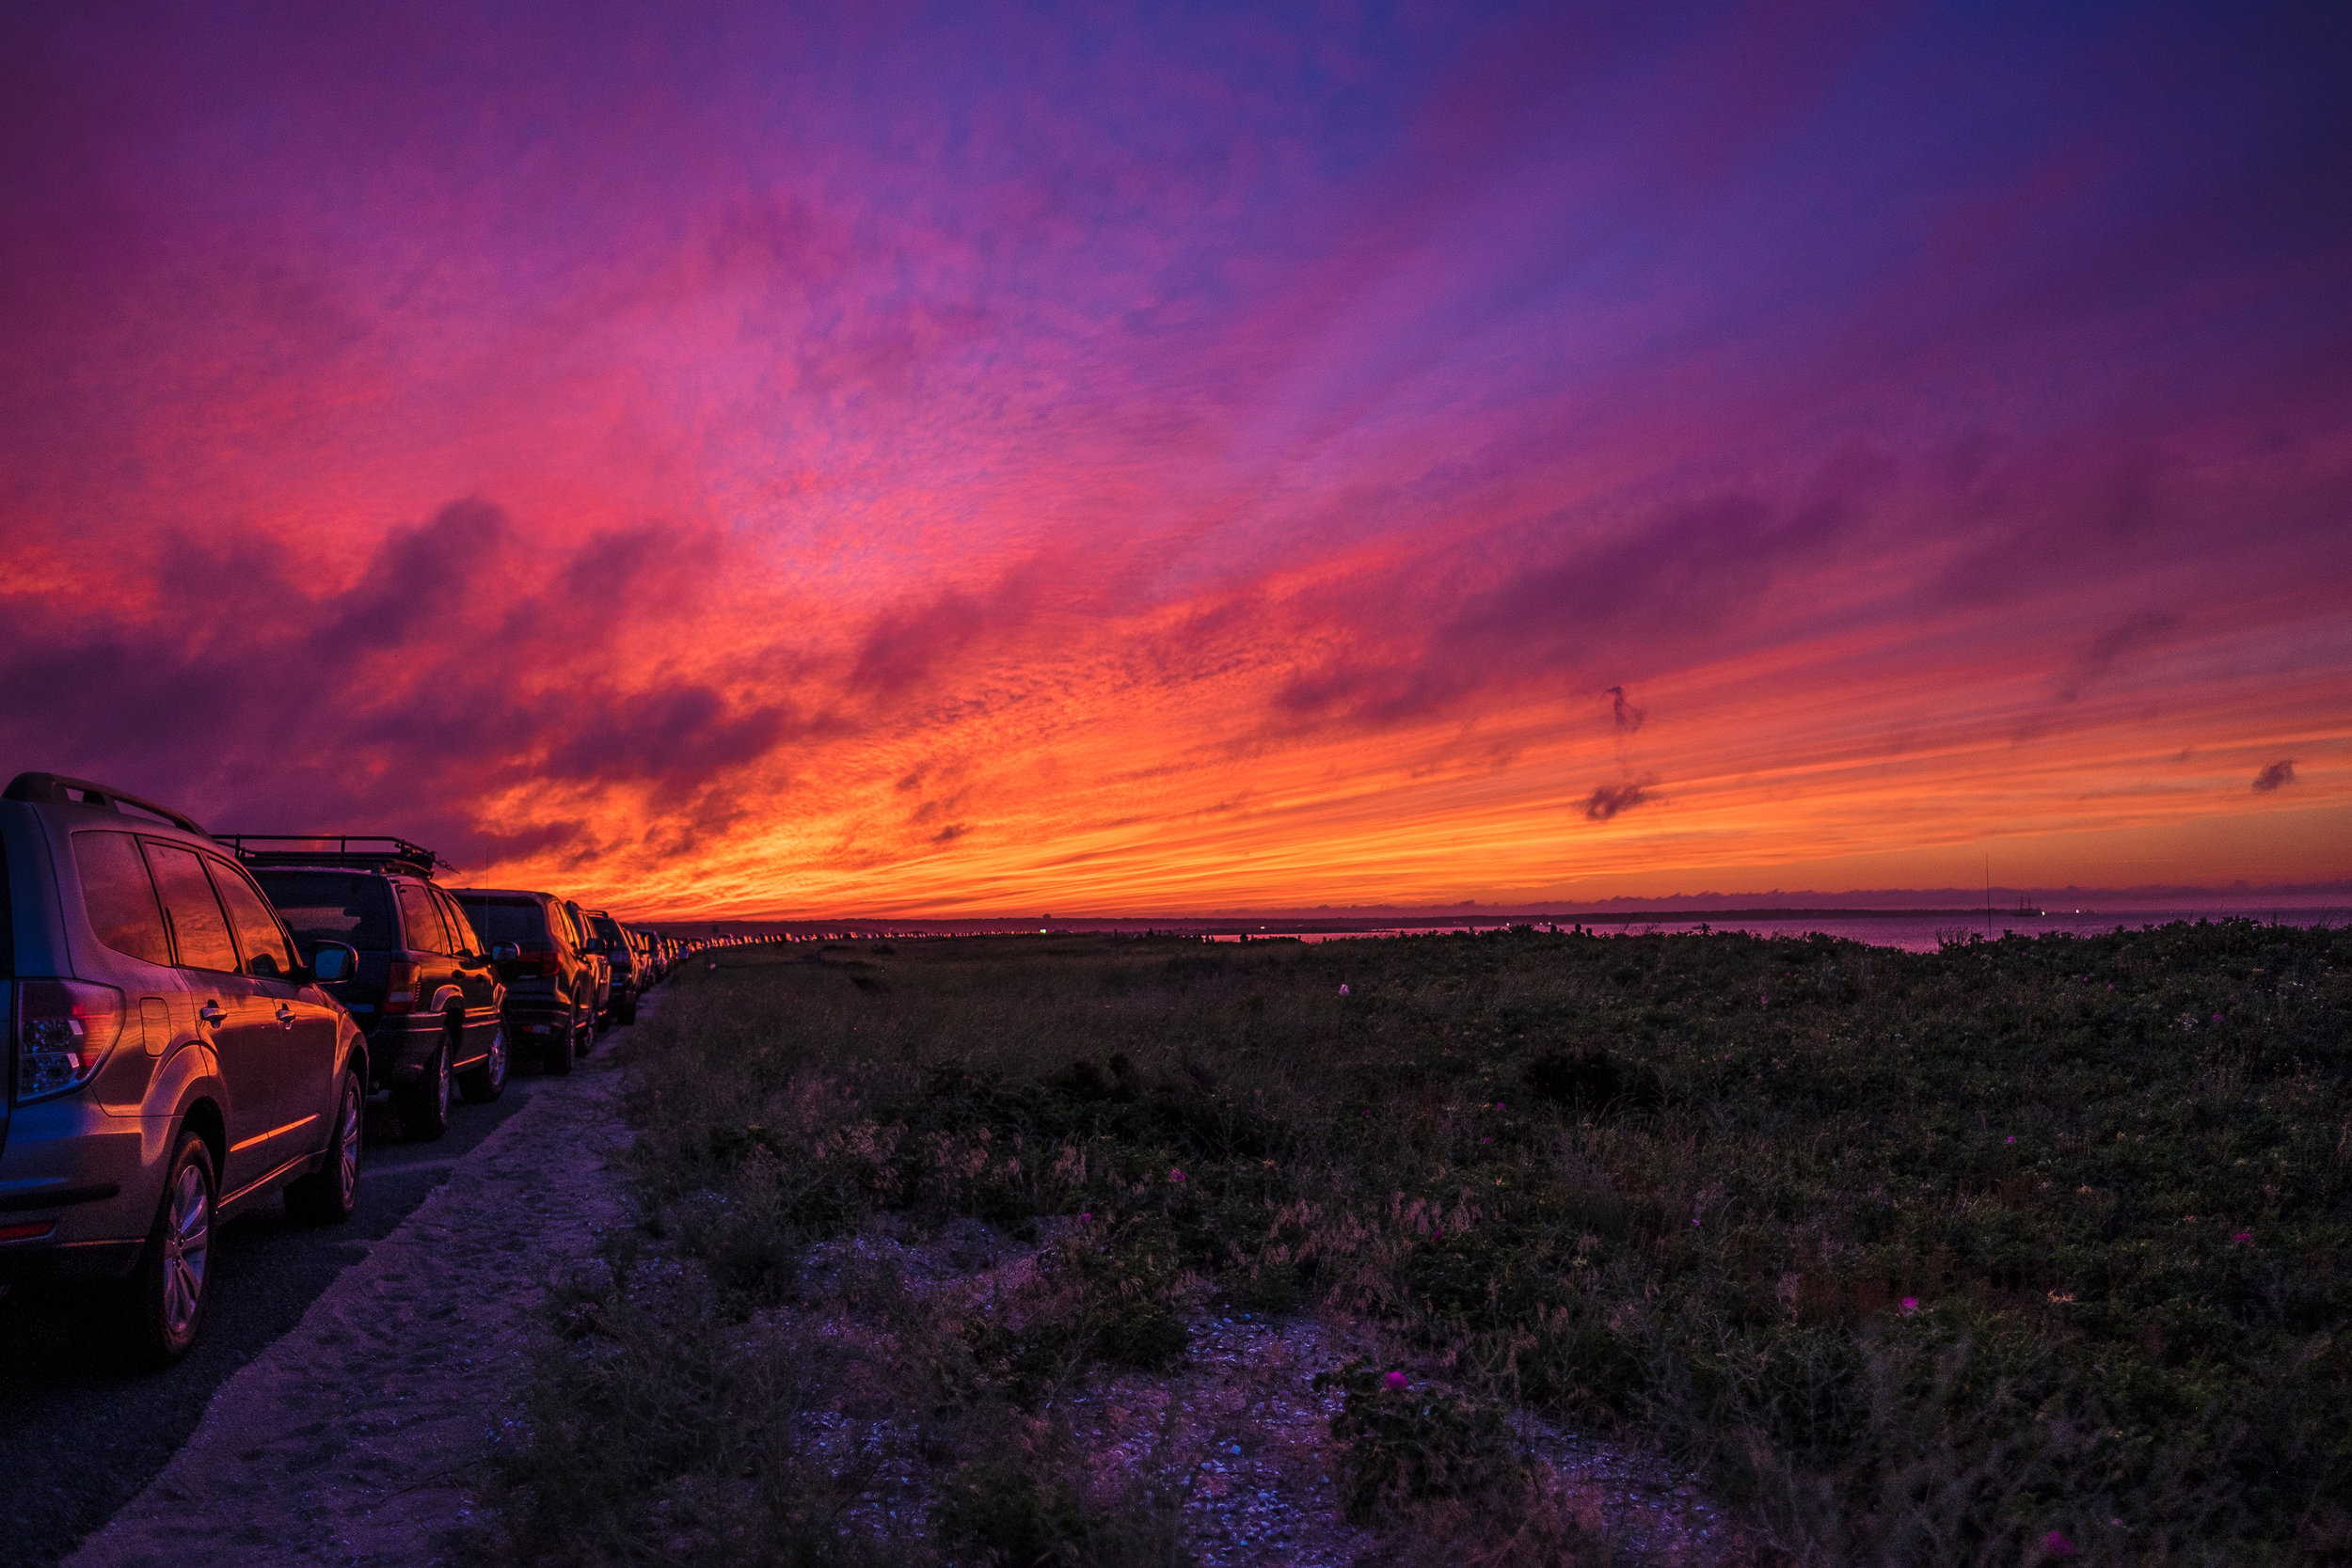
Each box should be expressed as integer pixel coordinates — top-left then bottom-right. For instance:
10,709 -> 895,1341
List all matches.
1316,1361 -> 1528,1523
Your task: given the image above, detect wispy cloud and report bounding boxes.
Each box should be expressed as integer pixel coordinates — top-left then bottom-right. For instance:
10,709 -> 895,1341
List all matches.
1,2 -> 2347,911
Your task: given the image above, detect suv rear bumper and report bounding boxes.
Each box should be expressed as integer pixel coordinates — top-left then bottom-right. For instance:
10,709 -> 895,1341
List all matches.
358,1016 -> 455,1087
502,995 -> 575,1039
0,1099 -> 167,1283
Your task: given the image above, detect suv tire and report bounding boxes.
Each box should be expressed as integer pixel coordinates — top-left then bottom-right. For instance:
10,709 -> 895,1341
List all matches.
120,1131 -> 215,1370
459,1025 -> 508,1103
397,1038 -> 453,1141
287,1069 -> 364,1224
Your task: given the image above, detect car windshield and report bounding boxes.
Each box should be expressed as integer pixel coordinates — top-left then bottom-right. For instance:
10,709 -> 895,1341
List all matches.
456,896 -> 553,949
251,869 -> 398,951
0,827 -> 11,979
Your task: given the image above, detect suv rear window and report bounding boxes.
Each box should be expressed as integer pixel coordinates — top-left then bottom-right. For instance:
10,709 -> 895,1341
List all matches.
72,830 -> 173,966
455,896 -> 553,950
252,870 -> 399,951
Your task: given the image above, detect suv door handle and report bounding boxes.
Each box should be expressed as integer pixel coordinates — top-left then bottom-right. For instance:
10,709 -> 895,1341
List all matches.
198,1003 -> 227,1025
276,1006 -> 297,1027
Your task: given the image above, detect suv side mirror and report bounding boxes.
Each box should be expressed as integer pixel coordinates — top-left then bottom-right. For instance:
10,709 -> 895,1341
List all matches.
490,942 -> 521,962
304,941 -> 359,984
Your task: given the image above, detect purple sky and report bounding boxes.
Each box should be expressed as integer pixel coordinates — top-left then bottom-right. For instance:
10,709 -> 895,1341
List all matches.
4,2 -> 2347,914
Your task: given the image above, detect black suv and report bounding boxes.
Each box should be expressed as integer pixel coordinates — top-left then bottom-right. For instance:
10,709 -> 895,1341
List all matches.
448,888 -> 599,1074
584,909 -> 639,1024
1,774 -> 367,1366
233,838 -> 509,1140
563,899 -> 612,1024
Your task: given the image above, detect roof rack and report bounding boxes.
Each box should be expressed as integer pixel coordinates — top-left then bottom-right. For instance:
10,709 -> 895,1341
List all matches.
3,772 -> 212,837
218,834 -> 450,878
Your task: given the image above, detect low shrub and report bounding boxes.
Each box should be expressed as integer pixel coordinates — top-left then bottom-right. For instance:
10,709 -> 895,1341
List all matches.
1316,1360 -> 1528,1522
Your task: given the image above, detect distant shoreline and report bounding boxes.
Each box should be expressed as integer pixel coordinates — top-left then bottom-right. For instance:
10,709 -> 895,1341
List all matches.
657,906 -> 2347,941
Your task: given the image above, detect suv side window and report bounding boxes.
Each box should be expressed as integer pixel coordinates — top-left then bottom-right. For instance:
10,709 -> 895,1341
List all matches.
143,841 -> 240,974
72,831 -> 174,966
396,883 -> 453,955
432,888 -> 477,956
209,859 -> 298,979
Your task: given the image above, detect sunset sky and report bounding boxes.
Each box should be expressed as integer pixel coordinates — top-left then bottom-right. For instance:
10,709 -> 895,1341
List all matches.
4,2 -> 2347,918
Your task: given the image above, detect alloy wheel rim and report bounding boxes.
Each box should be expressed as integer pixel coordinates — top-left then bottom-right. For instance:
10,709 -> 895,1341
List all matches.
487,1027 -> 507,1087
337,1083 -> 361,1205
163,1162 -> 211,1338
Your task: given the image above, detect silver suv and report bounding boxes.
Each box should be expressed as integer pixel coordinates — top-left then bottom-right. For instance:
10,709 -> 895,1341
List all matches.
0,773 -> 368,1367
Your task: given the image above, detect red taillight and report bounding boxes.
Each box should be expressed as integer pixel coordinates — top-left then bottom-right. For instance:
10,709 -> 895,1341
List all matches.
0,1221 -> 57,1243
385,959 -> 419,1015
13,979 -> 126,1101
514,949 -> 559,976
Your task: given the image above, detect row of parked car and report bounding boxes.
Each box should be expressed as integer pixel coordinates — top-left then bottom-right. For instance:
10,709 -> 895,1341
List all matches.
0,771 -> 720,1367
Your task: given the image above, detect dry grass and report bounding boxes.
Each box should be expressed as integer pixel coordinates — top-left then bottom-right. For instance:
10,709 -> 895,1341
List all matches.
495,924 -> 2351,1565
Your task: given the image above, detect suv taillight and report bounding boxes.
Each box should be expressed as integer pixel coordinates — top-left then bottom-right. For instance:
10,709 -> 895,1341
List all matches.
14,980 -> 126,1101
385,959 -> 419,1015
518,950 -> 559,977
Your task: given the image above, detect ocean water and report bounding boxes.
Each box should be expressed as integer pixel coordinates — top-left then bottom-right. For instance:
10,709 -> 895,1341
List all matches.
1208,908 -> 2346,955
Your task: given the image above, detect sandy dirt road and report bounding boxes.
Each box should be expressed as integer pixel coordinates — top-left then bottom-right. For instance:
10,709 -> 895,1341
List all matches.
53,1022 -> 632,1568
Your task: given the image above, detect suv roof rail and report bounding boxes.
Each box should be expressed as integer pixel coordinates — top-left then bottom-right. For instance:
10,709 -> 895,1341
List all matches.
219,833 -> 450,878
3,771 -> 212,836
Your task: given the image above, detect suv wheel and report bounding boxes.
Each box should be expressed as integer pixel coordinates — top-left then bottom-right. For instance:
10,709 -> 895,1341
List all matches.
120,1131 -> 215,1369
397,1038 -> 453,1141
287,1069 -> 364,1223
459,1025 -> 508,1103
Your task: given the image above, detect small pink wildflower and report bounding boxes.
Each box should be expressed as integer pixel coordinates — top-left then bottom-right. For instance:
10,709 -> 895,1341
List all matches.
2006,1135 -> 2015,1145
2211,1012 -> 2223,1022
1078,1212 -> 1092,1224
1339,984 -> 1350,995
2042,1528 -> 2078,1558
1168,1167 -> 1186,1183
1482,1136 -> 1491,1144
1385,1370 -> 1408,1389
2232,1230 -> 2251,1244
1900,1296 -> 1920,1315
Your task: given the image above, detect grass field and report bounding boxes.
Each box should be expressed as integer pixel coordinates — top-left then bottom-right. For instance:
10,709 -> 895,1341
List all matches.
497,922 -> 2350,1566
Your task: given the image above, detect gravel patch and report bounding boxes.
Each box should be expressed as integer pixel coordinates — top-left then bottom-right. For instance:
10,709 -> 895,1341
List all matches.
798,1217 -> 1740,1565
